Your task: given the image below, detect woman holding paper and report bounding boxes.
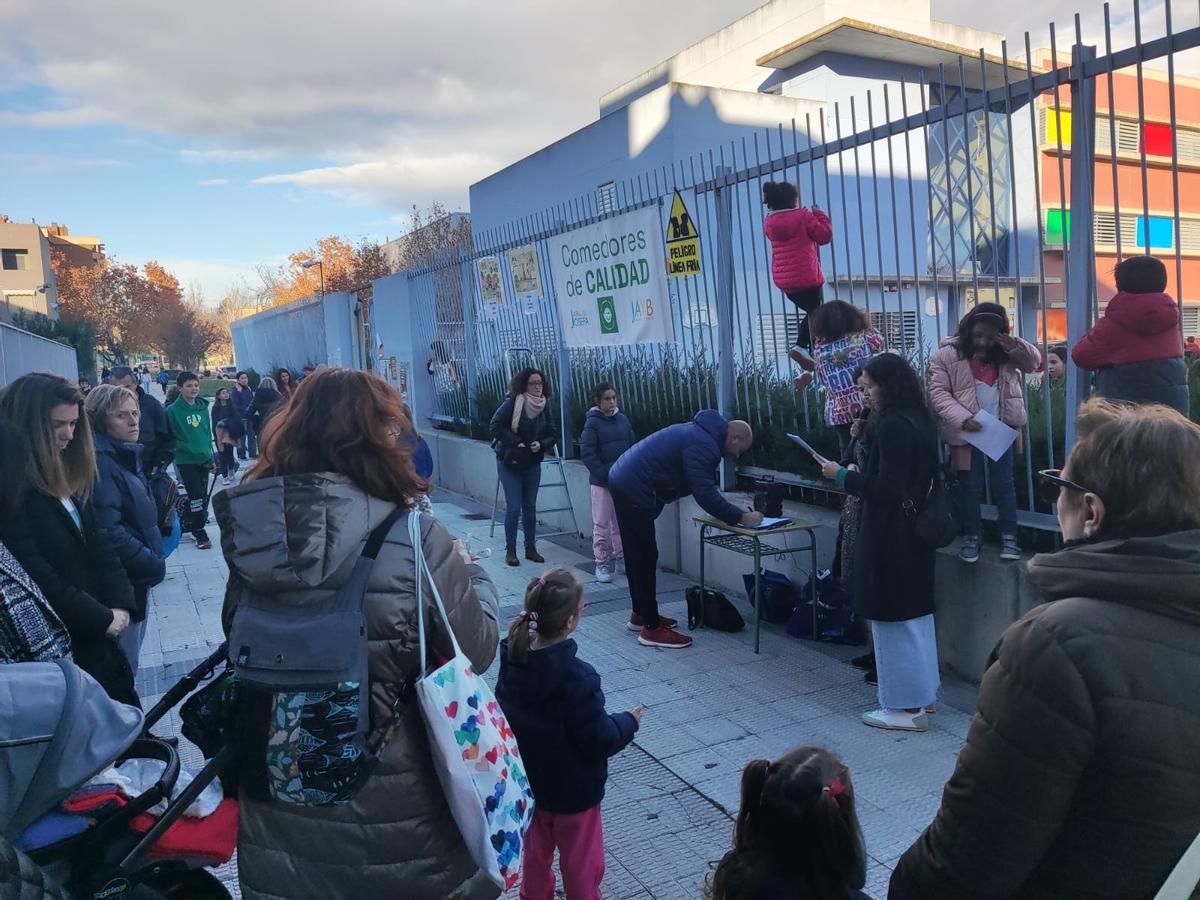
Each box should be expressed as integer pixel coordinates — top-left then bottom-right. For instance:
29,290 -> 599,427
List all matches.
818,354 -> 940,733
929,303 -> 1040,564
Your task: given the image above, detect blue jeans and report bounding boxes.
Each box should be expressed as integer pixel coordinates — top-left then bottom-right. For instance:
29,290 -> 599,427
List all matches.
497,459 -> 542,549
959,446 -> 1018,537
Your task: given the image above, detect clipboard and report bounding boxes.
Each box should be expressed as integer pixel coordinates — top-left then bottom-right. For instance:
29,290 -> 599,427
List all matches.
787,433 -> 830,465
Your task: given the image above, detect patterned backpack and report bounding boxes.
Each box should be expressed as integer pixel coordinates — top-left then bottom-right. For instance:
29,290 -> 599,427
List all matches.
226,507 -> 408,806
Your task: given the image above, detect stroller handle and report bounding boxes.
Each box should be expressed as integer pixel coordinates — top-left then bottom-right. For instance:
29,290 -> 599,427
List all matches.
142,642 -> 229,733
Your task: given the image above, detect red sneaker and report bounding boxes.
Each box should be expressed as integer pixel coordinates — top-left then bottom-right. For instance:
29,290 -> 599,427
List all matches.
638,625 -> 693,649
627,613 -> 678,632
788,347 -> 816,371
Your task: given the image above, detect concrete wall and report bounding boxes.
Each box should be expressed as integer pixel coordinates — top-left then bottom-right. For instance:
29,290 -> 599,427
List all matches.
231,291 -> 358,374
0,321 -> 78,387
422,427 -> 1024,683
601,0 -> 1004,114
371,271 -> 424,416
469,82 -> 823,237
0,222 -> 58,318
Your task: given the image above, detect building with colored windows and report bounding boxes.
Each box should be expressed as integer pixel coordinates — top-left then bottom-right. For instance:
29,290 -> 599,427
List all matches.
1038,58 -> 1200,340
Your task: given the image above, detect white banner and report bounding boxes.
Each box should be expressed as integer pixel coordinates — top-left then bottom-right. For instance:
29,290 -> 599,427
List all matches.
549,206 -> 673,347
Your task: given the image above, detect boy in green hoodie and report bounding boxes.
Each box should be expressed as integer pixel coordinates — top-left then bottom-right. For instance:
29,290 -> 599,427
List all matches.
166,371 -> 215,549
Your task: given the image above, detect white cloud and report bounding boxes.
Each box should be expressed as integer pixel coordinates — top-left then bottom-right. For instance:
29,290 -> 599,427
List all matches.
180,148 -> 275,164
3,0 -> 1198,213
198,178 -> 229,186
252,152 -> 496,205
0,152 -> 126,173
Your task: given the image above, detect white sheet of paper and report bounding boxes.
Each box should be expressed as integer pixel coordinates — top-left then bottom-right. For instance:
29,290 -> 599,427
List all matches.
750,517 -> 791,530
786,433 -> 830,464
960,408 -> 1019,462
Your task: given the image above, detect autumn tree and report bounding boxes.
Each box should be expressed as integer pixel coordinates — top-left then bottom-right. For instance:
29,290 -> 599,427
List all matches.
51,248 -> 168,363
390,203 -> 473,271
157,301 -> 224,371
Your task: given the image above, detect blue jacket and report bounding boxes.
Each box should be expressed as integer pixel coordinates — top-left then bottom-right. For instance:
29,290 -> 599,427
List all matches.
232,383 -> 255,417
92,432 -> 165,611
495,638 -> 637,814
608,409 -> 742,524
579,408 -> 636,487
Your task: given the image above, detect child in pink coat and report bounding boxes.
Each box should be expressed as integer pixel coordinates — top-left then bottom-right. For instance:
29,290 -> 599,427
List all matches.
928,303 -> 1041,564
763,181 -> 833,390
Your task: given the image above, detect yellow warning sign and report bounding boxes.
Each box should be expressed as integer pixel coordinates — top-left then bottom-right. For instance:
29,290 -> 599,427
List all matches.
665,189 -> 701,277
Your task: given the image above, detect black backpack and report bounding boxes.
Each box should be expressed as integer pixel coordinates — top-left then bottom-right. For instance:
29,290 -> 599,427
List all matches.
752,477 -> 785,518
686,586 -> 745,632
227,507 -> 410,806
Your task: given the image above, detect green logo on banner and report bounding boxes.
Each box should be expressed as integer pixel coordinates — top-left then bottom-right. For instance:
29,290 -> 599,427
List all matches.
597,296 -> 619,334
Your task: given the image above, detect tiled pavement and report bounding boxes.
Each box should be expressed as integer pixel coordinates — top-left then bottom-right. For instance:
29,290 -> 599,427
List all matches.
136,484 -> 978,899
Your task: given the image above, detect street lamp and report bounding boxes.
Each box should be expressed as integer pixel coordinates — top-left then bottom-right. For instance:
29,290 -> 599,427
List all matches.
301,260 -> 325,297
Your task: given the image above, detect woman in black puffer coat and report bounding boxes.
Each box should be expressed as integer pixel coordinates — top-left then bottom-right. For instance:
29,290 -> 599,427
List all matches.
86,384 -> 166,676
891,400 -> 1200,900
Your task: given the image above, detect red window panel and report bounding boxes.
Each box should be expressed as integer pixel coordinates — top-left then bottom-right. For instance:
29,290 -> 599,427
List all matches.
1142,122 -> 1173,157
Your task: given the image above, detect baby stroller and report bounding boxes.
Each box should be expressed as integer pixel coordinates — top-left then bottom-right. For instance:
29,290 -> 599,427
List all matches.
0,647 -> 236,899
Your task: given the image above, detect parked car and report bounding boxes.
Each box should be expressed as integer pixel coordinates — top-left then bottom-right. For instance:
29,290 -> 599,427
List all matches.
218,366 -> 238,379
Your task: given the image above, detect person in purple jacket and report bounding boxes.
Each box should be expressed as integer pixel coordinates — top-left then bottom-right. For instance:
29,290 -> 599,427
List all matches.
607,411 -> 759,649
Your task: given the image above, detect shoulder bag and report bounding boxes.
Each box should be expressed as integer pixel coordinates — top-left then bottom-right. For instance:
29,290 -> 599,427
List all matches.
408,512 -> 534,889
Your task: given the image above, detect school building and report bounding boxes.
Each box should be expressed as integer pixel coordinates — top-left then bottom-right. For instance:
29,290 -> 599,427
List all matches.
1039,58 -> 1200,340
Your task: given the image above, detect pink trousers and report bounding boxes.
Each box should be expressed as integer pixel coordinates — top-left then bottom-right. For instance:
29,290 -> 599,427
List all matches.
590,485 -> 623,565
520,806 -> 605,900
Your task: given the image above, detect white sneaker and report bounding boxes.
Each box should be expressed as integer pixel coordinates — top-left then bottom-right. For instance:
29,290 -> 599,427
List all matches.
862,709 -> 929,732
595,563 -> 613,584
222,476 -> 232,486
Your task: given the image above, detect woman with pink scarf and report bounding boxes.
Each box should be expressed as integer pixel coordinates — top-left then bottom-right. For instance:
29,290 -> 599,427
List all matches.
490,367 -> 560,567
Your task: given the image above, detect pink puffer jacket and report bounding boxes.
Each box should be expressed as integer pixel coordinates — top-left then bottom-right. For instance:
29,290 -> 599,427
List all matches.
928,336 -> 1041,466
763,207 -> 832,292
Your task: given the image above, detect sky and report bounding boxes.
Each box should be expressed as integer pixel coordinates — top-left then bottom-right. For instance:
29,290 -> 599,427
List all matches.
1,0 -> 1195,302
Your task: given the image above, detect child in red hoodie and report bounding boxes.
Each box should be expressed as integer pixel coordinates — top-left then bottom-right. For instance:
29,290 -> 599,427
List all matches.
1072,256 -> 1190,415
763,181 -> 833,390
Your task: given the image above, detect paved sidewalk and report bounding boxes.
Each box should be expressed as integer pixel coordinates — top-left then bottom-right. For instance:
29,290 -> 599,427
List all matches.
136,486 -> 978,900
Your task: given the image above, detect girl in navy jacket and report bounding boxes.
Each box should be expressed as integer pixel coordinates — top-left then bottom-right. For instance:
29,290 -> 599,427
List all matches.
578,383 -> 636,584
495,569 -> 642,900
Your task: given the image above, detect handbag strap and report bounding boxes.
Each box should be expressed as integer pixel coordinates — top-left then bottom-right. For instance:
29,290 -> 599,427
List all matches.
410,511 -> 465,678
1155,831 -> 1200,900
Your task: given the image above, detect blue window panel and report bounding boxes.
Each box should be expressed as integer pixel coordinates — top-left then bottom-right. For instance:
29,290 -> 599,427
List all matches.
1135,216 -> 1174,249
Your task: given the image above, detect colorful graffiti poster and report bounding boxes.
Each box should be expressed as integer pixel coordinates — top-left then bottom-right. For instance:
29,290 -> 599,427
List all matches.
477,256 -> 504,319
508,244 -> 542,315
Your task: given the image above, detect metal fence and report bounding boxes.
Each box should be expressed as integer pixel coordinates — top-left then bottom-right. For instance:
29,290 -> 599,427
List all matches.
0,321 -> 79,388
404,1 -> 1200,532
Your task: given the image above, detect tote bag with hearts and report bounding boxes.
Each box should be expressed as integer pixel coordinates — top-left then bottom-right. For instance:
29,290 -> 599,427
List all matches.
409,512 -> 534,890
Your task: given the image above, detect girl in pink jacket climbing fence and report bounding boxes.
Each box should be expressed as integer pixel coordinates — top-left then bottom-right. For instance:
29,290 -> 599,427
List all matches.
928,303 -> 1041,564
763,181 -> 833,390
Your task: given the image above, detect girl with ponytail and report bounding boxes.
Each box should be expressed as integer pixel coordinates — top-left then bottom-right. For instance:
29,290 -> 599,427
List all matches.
496,569 -> 643,899
708,746 -> 870,899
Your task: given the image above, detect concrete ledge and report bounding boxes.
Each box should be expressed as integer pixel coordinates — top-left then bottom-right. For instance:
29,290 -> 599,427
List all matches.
933,545 -> 1035,683
423,427 -> 1031,683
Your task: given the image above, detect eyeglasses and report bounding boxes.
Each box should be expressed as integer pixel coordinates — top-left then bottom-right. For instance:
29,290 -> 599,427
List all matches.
1036,469 -> 1093,506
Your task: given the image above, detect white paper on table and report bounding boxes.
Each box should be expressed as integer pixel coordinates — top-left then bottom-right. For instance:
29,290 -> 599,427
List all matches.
749,516 -> 792,530
960,408 -> 1018,462
786,433 -> 830,464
